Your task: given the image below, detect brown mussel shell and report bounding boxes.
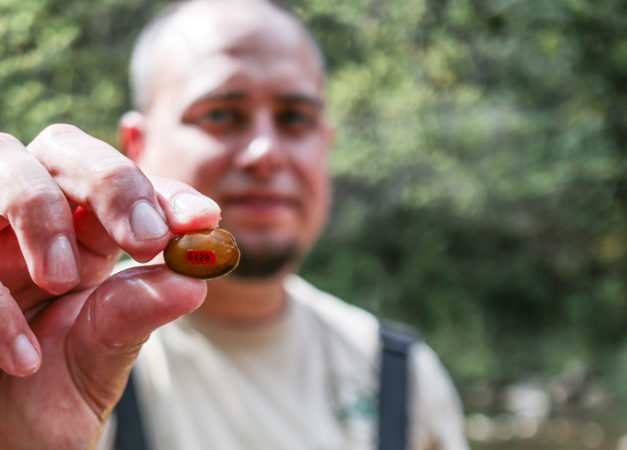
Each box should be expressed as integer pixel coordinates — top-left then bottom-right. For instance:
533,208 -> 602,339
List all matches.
164,229 -> 240,279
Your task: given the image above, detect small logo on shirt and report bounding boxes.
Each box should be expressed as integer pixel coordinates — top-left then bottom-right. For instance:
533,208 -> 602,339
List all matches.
327,374 -> 376,423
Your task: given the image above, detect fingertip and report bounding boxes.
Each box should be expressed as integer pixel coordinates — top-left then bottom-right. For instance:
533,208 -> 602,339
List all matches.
122,265 -> 208,311
174,270 -> 208,311
3,333 -> 42,377
42,235 -> 80,295
166,192 -> 221,232
129,200 -> 170,242
0,284 -> 42,377
173,192 -> 220,220
109,200 -> 171,263
13,334 -> 41,375
127,249 -> 164,264
151,177 -> 221,233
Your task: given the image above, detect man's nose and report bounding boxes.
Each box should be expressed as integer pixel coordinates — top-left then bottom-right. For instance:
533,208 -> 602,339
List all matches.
234,112 -> 285,177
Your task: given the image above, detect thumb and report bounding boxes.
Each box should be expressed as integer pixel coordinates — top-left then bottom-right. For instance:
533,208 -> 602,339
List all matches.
66,265 -> 207,420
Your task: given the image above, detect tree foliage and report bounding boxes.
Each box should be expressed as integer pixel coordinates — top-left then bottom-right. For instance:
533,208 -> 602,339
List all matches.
1,0 -> 625,391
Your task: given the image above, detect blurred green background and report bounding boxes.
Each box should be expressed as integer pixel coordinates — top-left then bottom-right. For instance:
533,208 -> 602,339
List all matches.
1,0 -> 625,447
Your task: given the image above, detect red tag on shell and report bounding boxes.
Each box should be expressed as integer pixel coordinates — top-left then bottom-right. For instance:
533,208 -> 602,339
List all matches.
184,249 -> 216,264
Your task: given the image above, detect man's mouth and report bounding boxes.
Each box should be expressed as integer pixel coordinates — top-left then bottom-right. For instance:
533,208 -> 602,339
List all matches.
221,192 -> 298,211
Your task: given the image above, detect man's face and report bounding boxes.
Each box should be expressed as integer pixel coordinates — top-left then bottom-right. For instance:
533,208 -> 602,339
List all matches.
131,4 -> 331,278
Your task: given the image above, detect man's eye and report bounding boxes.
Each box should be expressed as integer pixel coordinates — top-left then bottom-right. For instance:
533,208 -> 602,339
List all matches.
202,109 -> 237,123
277,110 -> 317,135
277,110 -> 310,125
194,108 -> 245,133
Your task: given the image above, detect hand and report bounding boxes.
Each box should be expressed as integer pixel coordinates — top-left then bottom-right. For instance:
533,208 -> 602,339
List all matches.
0,124 -> 219,447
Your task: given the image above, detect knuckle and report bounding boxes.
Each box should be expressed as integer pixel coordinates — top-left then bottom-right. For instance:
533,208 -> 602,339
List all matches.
91,160 -> 150,195
0,133 -> 23,149
39,123 -> 80,141
30,123 -> 82,154
13,183 -> 66,214
0,149 -> 61,214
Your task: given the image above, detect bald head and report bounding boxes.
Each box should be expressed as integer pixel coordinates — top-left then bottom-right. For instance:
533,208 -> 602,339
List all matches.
129,0 -> 325,112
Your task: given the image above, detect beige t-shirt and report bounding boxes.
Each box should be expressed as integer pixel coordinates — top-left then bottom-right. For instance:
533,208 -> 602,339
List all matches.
99,275 -> 467,449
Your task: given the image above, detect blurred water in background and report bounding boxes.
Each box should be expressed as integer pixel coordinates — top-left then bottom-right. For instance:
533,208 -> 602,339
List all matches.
464,380 -> 627,449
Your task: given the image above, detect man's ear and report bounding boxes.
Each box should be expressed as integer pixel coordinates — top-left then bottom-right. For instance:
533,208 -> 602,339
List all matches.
118,111 -> 146,162
322,118 -> 336,154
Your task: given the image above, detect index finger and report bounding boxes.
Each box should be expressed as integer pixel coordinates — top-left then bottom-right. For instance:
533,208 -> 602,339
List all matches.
27,124 -> 170,263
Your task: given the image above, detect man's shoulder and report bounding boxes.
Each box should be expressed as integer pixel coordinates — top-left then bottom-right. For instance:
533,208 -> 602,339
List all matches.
284,275 -> 435,361
284,274 -> 381,353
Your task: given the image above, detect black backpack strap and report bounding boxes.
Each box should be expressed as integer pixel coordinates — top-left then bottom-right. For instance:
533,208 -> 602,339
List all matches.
114,368 -> 150,450
378,321 -> 420,450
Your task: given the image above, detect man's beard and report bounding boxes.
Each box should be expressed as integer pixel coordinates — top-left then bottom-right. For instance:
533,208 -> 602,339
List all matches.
232,240 -> 301,279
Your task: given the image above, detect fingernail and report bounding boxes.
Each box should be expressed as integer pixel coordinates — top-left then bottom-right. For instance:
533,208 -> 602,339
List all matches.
12,334 -> 40,373
173,193 -> 217,220
130,201 -> 169,241
47,235 -> 79,285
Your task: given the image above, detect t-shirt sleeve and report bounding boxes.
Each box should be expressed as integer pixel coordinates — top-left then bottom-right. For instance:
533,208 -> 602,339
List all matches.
409,343 -> 469,450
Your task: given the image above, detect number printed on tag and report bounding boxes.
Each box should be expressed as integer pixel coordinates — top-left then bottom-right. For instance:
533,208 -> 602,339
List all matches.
184,249 -> 216,264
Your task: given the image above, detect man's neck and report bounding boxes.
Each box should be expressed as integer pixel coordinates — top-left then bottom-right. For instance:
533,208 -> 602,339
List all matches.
193,273 -> 289,325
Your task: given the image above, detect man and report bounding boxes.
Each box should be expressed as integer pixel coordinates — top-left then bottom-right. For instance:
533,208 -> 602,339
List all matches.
0,0 -> 468,448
